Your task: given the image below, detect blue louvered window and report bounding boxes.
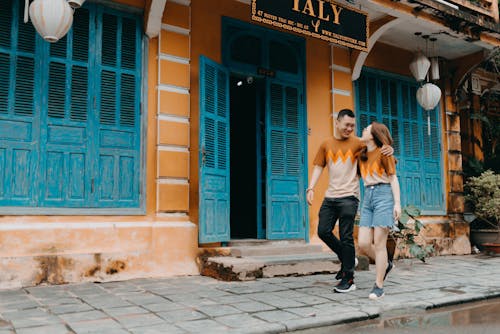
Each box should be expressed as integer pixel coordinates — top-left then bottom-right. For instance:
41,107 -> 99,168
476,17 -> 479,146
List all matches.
0,1 -> 142,210
356,70 -> 444,214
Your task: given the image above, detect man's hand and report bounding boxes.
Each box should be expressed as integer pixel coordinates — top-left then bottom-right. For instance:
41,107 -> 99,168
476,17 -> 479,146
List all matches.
381,144 -> 394,156
306,189 -> 314,205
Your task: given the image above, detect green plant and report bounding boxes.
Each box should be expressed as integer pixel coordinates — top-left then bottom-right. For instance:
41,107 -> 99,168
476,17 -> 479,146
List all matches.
469,113 -> 500,174
464,170 -> 500,229
390,205 -> 434,263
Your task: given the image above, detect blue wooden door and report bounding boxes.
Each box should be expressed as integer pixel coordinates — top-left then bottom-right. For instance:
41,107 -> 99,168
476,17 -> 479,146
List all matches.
0,1 -> 142,209
0,0 -> 39,206
266,80 -> 305,240
92,6 -> 142,207
198,56 -> 231,243
356,70 -> 444,214
40,7 -> 93,207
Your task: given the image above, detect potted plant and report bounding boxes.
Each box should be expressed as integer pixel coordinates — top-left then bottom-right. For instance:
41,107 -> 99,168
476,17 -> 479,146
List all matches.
465,170 -> 500,254
387,205 -> 435,262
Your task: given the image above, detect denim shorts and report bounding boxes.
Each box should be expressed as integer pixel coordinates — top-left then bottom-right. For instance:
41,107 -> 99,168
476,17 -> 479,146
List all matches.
359,183 -> 394,228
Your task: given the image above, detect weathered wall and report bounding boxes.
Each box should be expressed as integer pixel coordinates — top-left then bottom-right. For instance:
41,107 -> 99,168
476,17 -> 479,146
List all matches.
0,0 -> 199,289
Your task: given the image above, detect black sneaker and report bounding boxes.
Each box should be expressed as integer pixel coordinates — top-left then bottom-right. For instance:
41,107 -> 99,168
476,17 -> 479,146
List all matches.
368,283 -> 384,300
384,260 -> 394,281
334,274 -> 356,293
336,258 -> 358,280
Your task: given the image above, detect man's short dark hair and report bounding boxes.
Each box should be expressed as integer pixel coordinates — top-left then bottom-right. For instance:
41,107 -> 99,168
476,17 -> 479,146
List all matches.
337,109 -> 355,120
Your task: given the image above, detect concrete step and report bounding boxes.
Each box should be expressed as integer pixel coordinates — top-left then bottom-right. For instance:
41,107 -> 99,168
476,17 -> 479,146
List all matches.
230,244 -> 323,257
200,251 -> 340,281
227,239 -> 307,247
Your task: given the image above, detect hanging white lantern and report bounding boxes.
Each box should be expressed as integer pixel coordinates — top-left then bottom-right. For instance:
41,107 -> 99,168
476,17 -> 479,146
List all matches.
29,0 -> 74,43
416,83 -> 441,110
67,0 -> 86,9
430,57 -> 440,81
409,52 -> 430,82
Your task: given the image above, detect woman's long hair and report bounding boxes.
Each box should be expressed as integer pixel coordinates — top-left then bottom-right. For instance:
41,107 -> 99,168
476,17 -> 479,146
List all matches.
360,122 -> 393,161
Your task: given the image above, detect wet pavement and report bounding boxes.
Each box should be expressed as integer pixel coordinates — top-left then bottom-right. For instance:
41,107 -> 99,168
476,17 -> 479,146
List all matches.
1,254 -> 500,333
295,297 -> 500,333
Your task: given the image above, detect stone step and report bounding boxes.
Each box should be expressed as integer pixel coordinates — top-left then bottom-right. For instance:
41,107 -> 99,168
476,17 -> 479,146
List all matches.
230,244 -> 323,257
200,252 -> 340,281
227,239 -> 307,247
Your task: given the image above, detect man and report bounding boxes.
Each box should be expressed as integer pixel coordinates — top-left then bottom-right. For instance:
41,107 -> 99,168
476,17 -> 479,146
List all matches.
306,109 -> 392,293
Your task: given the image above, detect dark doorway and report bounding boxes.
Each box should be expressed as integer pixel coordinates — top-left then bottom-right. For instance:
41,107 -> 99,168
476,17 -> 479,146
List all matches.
229,75 -> 264,239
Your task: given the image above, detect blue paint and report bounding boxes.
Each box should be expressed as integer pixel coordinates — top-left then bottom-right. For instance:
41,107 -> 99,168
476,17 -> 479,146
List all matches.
0,2 -> 142,209
266,81 -> 305,239
355,69 -> 444,214
199,56 -> 231,243
197,17 -> 308,243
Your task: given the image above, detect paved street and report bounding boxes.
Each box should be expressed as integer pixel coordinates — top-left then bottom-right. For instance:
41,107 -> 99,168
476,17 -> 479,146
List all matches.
1,255 -> 500,334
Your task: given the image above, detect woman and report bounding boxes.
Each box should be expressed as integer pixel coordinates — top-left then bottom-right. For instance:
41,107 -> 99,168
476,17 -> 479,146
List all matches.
358,122 -> 401,300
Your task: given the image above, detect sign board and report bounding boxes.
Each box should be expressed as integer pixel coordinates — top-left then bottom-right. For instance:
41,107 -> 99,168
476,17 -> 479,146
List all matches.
251,0 -> 368,51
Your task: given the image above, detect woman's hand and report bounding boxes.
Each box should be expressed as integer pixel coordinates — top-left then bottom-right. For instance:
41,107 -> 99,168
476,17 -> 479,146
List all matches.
306,189 -> 314,206
393,203 -> 401,221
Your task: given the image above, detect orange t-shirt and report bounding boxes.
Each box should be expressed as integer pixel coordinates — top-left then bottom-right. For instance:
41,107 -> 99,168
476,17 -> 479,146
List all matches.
359,147 -> 396,186
313,136 -> 365,199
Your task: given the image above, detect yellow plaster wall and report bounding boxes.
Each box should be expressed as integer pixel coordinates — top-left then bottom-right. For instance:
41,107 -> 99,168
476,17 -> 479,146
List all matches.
158,121 -> 189,146
363,42 -> 414,77
305,39 -> 334,243
0,0 -> 200,289
160,60 -> 190,87
157,0 -> 191,215
161,31 -> 190,58
159,90 -> 190,117
158,151 -> 189,178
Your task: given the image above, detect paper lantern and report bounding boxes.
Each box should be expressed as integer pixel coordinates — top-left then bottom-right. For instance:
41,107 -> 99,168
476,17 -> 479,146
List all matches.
29,0 -> 74,43
430,57 -> 440,81
416,83 -> 441,111
67,0 -> 86,9
409,52 -> 430,82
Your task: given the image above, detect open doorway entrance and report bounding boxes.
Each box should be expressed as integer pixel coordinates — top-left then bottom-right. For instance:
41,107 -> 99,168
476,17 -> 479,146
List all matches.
229,74 -> 266,239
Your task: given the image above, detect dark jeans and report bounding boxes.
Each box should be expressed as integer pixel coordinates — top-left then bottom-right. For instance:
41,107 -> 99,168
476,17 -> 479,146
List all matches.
317,196 -> 359,274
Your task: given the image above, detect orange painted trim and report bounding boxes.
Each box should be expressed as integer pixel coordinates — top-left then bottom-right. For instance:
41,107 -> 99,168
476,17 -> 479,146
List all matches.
146,38 -> 159,215
159,90 -> 190,117
163,2 -> 190,28
161,31 -> 190,58
158,121 -> 189,146
158,183 -> 189,212
158,151 -> 189,178
160,60 -> 190,88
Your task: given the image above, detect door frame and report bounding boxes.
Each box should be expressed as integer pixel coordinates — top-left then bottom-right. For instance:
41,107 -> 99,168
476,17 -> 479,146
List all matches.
219,17 -> 309,241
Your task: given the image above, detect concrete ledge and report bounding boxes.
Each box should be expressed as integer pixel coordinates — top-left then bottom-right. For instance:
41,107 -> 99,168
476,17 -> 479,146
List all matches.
0,221 -> 199,289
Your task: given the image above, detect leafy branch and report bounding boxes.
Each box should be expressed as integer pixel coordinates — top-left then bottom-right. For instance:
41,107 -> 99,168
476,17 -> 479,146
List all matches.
390,205 -> 434,262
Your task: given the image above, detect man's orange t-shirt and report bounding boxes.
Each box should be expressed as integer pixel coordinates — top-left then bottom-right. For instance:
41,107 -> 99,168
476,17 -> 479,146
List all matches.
313,136 -> 365,199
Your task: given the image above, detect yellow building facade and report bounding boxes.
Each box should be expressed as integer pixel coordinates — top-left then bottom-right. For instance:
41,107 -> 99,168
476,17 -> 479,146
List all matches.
0,0 -> 499,288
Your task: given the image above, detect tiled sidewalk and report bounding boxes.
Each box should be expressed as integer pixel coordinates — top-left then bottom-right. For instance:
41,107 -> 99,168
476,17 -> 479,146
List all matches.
1,255 -> 500,333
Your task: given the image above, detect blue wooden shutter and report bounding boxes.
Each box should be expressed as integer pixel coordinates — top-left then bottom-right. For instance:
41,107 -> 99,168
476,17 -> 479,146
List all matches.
40,7 -> 92,207
0,0 -> 40,206
421,98 -> 443,212
198,56 -> 230,243
356,71 -> 444,214
93,7 -> 141,207
266,80 -> 304,240
0,2 -> 141,210
400,83 -> 425,208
